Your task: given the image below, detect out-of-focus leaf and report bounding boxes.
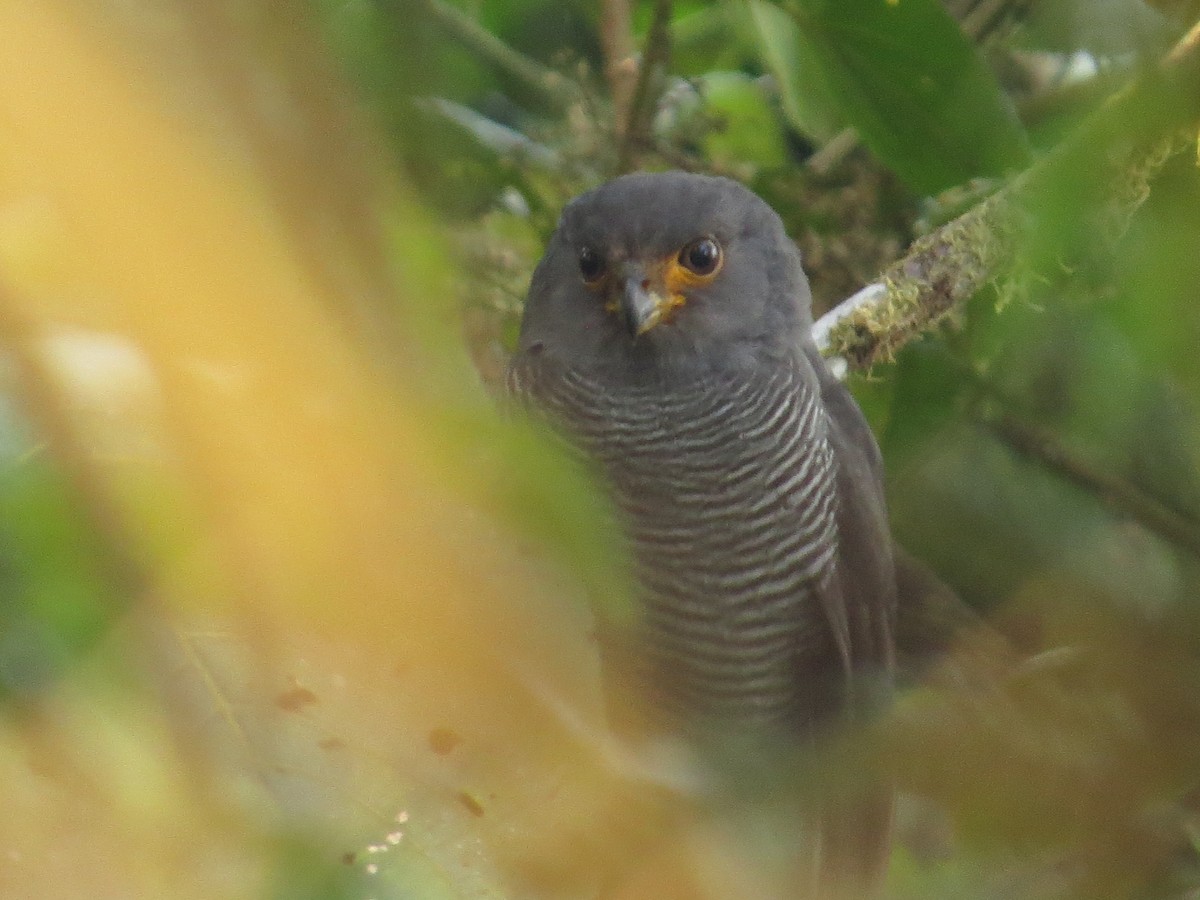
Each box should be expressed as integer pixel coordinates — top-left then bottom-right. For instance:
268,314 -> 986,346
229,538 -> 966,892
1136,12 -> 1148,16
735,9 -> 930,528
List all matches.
0,3 -> 632,897
887,584 -> 1200,892
881,340 -> 966,470
672,4 -> 755,75
745,0 -> 845,142
696,72 -> 789,171
760,0 -> 1030,193
264,835 -> 365,900
0,458 -> 122,699
1109,155 -> 1200,399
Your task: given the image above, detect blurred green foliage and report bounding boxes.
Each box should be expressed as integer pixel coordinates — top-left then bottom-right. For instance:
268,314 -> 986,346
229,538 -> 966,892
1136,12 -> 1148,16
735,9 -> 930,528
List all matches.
0,421 -> 124,703
757,0 -> 1032,191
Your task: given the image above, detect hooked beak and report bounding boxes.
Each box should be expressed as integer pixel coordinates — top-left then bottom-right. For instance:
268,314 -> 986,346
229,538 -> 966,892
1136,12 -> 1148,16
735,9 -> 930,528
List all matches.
617,264 -> 668,337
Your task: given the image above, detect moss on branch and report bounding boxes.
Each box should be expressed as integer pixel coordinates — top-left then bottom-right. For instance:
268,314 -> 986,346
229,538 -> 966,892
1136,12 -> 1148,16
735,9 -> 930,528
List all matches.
817,19 -> 1200,370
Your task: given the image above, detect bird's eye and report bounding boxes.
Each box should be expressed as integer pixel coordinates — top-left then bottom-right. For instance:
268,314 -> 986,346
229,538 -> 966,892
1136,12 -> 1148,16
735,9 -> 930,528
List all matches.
578,247 -> 606,284
678,237 -> 722,276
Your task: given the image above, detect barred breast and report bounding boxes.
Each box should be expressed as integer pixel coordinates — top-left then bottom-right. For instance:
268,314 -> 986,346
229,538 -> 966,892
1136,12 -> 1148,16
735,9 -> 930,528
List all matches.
510,356 -> 843,731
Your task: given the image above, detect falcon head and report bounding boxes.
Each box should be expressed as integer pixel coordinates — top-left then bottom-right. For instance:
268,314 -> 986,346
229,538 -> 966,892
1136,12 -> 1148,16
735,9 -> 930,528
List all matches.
516,172 -> 815,379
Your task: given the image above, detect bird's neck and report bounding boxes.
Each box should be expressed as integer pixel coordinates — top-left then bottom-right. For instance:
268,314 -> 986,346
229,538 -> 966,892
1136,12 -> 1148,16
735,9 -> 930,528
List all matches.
513,350 -> 844,732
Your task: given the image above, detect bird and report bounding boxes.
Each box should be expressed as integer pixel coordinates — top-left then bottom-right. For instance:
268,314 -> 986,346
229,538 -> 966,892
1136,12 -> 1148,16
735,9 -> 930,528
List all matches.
508,171 -> 897,893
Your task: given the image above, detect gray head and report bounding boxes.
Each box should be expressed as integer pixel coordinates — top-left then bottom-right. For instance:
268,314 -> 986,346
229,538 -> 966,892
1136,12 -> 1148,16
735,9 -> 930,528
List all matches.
516,172 -> 815,381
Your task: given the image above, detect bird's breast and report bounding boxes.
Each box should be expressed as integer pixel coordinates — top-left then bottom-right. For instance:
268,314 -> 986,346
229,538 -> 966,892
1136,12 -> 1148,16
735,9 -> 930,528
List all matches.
517,358 -> 843,729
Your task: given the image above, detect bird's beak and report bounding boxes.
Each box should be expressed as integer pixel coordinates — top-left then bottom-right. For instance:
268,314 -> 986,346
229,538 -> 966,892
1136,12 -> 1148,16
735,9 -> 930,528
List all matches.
618,264 -> 668,337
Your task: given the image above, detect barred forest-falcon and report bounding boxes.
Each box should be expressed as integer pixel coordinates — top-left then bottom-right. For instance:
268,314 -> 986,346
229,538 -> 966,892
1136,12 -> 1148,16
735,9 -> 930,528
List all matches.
508,172 -> 898,890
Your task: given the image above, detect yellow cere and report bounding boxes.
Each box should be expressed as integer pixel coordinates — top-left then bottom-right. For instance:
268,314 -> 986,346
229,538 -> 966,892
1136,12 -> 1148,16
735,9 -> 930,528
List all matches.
600,249 -> 722,331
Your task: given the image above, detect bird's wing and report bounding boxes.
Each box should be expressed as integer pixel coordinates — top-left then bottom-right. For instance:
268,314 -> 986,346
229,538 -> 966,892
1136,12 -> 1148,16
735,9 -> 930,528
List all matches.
803,344 -> 897,696
802,343 -> 898,896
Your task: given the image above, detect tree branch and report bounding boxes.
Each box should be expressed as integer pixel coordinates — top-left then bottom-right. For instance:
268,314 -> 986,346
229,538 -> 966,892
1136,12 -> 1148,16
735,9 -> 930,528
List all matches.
813,18 -> 1200,370
599,0 -> 637,138
976,404 -> 1200,559
616,0 -> 673,173
419,0 -> 581,112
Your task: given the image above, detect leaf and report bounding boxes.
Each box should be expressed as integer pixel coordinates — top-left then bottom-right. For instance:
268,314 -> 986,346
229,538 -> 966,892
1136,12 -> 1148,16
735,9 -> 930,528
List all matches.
697,71 -> 790,171
672,4 -> 754,75
0,457 -> 125,699
756,0 -> 1030,193
745,0 -> 845,142
879,339 -> 963,469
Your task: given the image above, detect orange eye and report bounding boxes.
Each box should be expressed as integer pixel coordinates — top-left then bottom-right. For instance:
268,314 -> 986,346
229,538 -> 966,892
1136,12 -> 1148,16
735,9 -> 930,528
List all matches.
578,246 -> 606,284
678,237 -> 722,276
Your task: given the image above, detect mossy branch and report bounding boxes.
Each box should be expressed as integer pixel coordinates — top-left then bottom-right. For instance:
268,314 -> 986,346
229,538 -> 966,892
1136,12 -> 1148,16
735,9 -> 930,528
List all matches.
813,19 -> 1200,370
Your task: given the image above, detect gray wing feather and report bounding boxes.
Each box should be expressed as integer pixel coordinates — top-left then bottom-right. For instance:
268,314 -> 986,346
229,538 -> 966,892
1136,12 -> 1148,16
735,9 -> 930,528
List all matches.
804,343 -> 897,692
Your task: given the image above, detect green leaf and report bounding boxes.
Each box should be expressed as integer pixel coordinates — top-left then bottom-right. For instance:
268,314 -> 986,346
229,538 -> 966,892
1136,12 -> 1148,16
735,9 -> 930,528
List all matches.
757,0 -> 1030,193
745,0 -> 845,142
672,5 -> 755,75
0,459 -> 124,700
879,340 -> 964,469
698,72 -> 790,171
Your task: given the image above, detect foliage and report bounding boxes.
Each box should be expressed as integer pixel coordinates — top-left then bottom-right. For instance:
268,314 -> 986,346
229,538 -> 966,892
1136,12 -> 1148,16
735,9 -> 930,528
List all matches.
0,0 -> 1198,898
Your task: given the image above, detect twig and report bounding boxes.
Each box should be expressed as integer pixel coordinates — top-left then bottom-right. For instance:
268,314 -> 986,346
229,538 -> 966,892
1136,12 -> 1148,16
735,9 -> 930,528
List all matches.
976,405 -> 1200,559
805,127 -> 859,176
1167,16 -> 1200,66
419,0 -> 580,112
599,0 -> 637,138
959,0 -> 1019,42
812,18 -> 1200,369
616,0 -> 673,173
421,97 -> 560,167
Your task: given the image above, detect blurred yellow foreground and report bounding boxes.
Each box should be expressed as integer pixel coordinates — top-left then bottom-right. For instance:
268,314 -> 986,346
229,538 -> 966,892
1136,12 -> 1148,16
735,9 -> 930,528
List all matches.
0,4 -> 645,898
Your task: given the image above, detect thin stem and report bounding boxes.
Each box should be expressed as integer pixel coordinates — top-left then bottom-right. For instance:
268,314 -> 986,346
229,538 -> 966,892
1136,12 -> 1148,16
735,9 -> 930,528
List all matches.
419,0 -> 580,111
976,404 -> 1200,559
599,0 -> 637,137
616,0 -> 672,173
